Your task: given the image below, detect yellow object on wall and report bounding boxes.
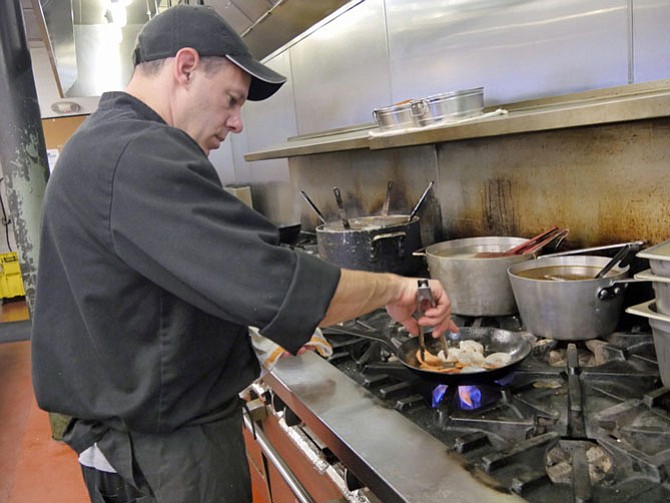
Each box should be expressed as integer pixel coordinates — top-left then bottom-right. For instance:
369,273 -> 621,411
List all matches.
0,252 -> 25,299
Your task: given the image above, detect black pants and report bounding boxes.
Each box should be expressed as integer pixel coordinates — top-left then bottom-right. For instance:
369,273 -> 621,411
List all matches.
81,466 -> 155,503
76,401 -> 251,503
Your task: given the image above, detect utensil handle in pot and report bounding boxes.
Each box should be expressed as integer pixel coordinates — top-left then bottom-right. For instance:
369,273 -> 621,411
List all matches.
299,190 -> 328,225
540,240 -> 646,259
595,244 -> 633,279
408,180 -> 434,221
370,231 -> 406,260
506,226 -> 559,254
333,187 -> 351,229
381,180 -> 393,217
522,228 -> 569,255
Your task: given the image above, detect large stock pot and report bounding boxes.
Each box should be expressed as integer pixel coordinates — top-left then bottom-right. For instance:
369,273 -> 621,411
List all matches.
421,236 -> 535,316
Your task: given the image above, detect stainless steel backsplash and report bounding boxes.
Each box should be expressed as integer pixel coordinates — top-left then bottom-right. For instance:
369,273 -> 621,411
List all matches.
211,0 -> 670,245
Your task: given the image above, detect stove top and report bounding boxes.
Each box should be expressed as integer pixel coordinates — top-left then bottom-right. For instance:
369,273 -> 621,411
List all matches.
321,312 -> 670,502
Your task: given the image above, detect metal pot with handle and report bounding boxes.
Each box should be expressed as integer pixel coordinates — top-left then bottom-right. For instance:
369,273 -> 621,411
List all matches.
418,228 -> 567,317
316,215 -> 423,275
304,182 -> 433,275
507,241 -> 644,340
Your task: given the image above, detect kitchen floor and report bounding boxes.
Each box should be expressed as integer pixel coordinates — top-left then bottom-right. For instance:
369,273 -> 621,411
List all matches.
0,297 -> 89,503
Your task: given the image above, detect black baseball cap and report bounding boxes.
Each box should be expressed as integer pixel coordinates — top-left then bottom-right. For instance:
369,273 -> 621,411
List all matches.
132,4 -> 286,101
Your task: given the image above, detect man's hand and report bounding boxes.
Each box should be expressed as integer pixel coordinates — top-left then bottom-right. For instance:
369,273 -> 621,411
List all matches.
385,278 -> 459,338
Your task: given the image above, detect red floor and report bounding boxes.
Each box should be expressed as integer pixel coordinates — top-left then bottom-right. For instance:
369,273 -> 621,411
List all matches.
0,300 -> 89,503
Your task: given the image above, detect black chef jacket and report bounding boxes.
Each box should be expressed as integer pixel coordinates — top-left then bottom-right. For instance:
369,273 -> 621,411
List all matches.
31,91 -> 341,435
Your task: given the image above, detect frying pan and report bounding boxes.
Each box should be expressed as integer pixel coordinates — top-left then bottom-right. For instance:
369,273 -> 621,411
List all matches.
323,325 -> 534,383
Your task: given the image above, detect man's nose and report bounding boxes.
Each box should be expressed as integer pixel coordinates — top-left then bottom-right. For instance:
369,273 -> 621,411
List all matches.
226,111 -> 244,133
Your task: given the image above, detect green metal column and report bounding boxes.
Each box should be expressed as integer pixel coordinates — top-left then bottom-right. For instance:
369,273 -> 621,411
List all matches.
0,0 -> 50,315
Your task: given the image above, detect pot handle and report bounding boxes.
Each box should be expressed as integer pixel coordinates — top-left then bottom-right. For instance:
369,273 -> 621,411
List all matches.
540,240 -> 645,259
596,283 -> 628,301
410,98 -> 429,117
596,276 -> 654,300
412,247 -> 427,257
370,231 -> 406,260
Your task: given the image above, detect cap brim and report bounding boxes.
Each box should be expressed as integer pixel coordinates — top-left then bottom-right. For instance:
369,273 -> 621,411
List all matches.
226,54 -> 286,101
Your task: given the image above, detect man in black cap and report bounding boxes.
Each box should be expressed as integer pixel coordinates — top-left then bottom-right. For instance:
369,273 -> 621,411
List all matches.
31,5 -> 458,502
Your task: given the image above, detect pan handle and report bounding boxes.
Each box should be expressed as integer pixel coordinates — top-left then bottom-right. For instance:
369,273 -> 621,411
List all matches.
321,325 -> 403,351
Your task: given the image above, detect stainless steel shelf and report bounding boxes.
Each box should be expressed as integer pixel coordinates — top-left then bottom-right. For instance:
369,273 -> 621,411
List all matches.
243,79 -> 670,161
244,124 -> 373,161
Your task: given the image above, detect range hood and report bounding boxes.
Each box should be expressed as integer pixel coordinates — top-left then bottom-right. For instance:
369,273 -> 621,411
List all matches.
33,0 -> 351,98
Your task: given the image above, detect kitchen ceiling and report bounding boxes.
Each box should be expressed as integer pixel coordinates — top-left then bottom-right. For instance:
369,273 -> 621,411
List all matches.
20,0 -> 350,98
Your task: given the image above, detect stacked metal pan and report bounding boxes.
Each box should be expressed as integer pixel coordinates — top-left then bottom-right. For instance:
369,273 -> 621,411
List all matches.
373,87 -> 484,131
626,239 -> 670,387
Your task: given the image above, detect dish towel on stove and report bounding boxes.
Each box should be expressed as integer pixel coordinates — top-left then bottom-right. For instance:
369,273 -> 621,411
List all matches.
249,326 -> 333,374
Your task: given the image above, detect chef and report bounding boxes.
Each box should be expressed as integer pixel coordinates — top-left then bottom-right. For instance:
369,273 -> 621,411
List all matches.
30,5 -> 459,502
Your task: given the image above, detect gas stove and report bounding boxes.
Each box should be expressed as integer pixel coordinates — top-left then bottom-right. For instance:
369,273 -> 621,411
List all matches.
315,311 -> 670,502
256,235 -> 669,501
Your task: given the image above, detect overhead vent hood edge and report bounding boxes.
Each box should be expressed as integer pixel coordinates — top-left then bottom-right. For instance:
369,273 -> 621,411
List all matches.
34,0 -> 353,99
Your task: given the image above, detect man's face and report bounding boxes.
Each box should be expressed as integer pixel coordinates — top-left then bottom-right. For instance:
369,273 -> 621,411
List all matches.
176,59 -> 251,156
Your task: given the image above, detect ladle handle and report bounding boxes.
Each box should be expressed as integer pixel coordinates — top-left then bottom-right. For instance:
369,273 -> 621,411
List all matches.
408,181 -> 434,221
333,187 -> 351,229
381,180 -> 393,216
299,190 -> 328,225
540,240 -> 645,259
595,244 -> 632,278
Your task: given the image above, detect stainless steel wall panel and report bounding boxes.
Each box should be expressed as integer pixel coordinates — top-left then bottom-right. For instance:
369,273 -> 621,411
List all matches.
632,0 -> 670,83
240,51 -> 297,157
237,0 -> 670,227
385,0 -> 630,105
289,0 -> 389,134
288,146 -> 443,245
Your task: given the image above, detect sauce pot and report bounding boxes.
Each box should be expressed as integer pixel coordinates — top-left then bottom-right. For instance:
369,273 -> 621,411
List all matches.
507,253 -> 632,340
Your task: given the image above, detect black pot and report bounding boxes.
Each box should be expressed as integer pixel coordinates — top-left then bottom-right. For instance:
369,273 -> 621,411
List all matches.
278,223 -> 301,245
316,215 -> 422,275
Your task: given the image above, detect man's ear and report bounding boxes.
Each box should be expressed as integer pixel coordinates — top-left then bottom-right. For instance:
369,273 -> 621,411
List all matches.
174,47 -> 199,84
